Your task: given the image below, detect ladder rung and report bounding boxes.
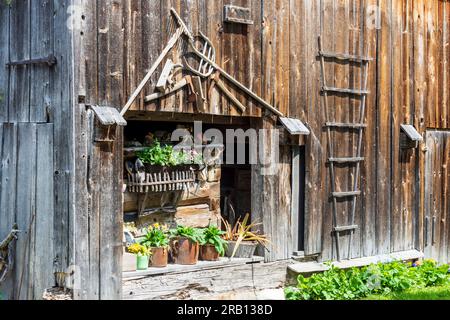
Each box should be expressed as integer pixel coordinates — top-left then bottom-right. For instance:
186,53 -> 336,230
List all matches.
334,225 -> 359,232
329,157 -> 365,164
332,191 -> 361,198
325,122 -> 367,129
322,86 -> 369,96
319,51 -> 373,63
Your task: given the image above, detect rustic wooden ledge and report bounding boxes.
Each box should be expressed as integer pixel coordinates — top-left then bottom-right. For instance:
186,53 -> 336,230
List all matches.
123,256 -> 265,280
288,250 -> 424,276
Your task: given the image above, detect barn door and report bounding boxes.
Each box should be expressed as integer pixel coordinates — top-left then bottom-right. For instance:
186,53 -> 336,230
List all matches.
0,123 -> 55,300
424,131 -> 450,263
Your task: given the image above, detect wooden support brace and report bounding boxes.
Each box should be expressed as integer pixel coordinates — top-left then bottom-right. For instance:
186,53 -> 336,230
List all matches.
211,73 -> 246,113
192,76 -> 207,113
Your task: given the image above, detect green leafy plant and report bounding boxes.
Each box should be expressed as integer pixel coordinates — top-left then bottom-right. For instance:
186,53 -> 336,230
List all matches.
140,223 -> 169,249
137,141 -> 204,167
200,225 -> 228,257
170,225 -> 204,244
285,260 -> 450,301
137,141 -> 176,166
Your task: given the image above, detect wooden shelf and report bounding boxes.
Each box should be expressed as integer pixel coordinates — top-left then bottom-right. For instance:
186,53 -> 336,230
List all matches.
123,256 -> 265,279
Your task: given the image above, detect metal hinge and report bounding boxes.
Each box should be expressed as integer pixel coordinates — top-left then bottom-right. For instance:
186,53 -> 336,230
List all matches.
6,54 -> 57,67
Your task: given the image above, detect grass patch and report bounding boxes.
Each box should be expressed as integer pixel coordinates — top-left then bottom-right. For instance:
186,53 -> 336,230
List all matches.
364,285 -> 450,300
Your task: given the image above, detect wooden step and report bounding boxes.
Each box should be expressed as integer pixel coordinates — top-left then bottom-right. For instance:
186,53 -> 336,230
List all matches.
288,250 -> 424,276
329,157 -> 365,164
322,86 -> 369,96
334,225 -> 359,232
332,191 -> 361,198
319,51 -> 373,63
325,122 -> 367,129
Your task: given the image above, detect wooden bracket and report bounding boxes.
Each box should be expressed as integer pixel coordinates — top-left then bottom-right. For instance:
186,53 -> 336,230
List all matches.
89,105 -> 127,143
400,124 -> 423,149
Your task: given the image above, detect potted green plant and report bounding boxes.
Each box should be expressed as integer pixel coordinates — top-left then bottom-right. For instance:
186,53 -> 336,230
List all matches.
136,141 -> 204,172
222,214 -> 270,259
140,223 -> 170,268
127,243 -> 151,271
169,226 -> 203,265
199,225 -> 228,261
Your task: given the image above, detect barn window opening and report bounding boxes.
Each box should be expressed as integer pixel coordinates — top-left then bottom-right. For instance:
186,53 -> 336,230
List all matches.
121,116 -> 264,275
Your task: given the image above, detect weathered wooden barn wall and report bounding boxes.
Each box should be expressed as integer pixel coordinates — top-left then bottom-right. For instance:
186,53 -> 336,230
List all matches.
424,131 -> 450,263
0,0 -> 448,301
0,0 -> 75,299
73,0 -> 450,268
273,0 -> 450,262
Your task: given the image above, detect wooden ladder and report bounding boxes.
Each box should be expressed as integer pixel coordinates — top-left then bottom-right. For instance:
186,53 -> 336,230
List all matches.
318,36 -> 372,261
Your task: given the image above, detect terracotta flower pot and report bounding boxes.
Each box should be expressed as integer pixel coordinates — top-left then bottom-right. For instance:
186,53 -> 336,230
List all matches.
225,241 -> 257,259
150,247 -> 169,268
171,237 -> 199,265
199,245 -> 220,261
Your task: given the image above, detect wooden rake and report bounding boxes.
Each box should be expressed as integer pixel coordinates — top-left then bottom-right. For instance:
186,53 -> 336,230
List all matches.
171,10 -> 283,117
120,8 -> 194,117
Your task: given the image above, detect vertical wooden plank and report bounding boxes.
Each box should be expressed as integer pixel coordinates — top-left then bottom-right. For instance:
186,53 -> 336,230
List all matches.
124,0 -> 142,112
248,0 -> 263,117
304,0 -> 324,257
412,0 -> 429,253
445,2 -> 450,128
319,0 -> 337,261
291,146 -> 301,252
1,125 -> 19,300
439,133 -> 449,262
425,0 -> 438,129
88,111 -> 101,300
289,0 -> 306,120
33,124 -> 55,299
95,0 -> 124,300
179,0 -> 199,114
159,0 -> 180,113
437,0 -> 446,129
222,0 -> 261,117
8,0 -> 31,122
200,0 -> 228,115
424,131 -> 433,259
30,0 -> 53,122
72,0 -> 99,300
72,105 -> 90,300
347,0 -> 362,259
52,0 -> 74,278
140,0 -> 162,112
361,0 -> 379,258
0,2 -> 9,122
375,0 -> 392,255
0,123 -> 15,299
14,124 -> 37,300
276,145 -> 292,259
79,0 -> 98,105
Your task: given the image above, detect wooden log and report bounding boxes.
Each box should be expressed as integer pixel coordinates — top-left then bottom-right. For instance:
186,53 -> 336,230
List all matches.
175,204 -> 213,228
123,260 -> 290,300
